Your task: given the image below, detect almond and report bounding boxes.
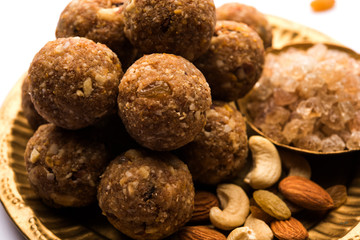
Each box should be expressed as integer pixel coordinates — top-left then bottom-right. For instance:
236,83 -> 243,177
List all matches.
173,226 -> 226,240
326,184 -> 347,208
278,176 -> 334,211
270,217 -> 308,240
190,191 -> 219,223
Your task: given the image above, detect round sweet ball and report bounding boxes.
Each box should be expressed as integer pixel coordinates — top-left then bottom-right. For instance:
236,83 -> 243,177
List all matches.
216,2 -> 273,49
123,0 -> 216,61
21,74 -> 47,130
28,37 -> 123,130
24,123 -> 109,208
118,53 -> 212,151
56,0 -> 137,69
97,148 -> 195,240
178,102 -> 248,185
194,20 -> 265,101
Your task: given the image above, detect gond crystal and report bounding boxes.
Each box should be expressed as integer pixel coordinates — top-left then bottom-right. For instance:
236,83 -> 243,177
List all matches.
247,43 -> 360,151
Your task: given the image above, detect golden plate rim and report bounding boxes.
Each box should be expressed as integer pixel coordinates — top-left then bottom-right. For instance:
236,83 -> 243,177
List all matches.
0,15 -> 360,240
0,73 -> 61,240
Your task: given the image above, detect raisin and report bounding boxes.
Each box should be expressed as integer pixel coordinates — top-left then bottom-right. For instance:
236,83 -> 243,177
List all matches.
137,81 -> 172,98
253,190 -> 291,220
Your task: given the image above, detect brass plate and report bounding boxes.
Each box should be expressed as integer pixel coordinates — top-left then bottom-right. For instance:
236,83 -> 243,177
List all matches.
0,16 -> 360,240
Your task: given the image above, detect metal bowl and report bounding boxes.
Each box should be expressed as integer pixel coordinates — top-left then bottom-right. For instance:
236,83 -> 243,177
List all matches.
238,42 -> 360,155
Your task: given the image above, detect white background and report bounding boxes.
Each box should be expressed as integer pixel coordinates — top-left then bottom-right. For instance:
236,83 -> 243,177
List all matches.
0,0 -> 359,239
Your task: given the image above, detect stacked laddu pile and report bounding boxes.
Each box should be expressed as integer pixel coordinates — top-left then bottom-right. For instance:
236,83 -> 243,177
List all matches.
22,1 -> 268,239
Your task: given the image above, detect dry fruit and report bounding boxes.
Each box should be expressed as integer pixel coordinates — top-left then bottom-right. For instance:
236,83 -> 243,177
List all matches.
311,0 -> 335,12
278,175 -> 334,211
190,191 -> 219,223
253,190 -> 291,220
271,217 -> 309,240
326,184 -> 347,208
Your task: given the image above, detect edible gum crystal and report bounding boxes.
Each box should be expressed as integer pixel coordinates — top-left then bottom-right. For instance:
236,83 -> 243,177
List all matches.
247,44 -> 360,152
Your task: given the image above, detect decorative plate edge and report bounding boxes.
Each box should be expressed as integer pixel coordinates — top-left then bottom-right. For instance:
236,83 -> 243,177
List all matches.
0,73 -> 60,240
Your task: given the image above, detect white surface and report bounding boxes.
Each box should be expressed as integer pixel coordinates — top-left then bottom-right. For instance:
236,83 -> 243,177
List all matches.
0,0 -> 359,239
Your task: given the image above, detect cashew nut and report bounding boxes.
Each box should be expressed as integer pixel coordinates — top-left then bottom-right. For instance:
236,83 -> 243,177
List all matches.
96,7 -> 122,21
210,183 -> 250,230
227,227 -> 256,240
278,149 -> 311,179
244,214 -> 273,240
244,136 -> 282,189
